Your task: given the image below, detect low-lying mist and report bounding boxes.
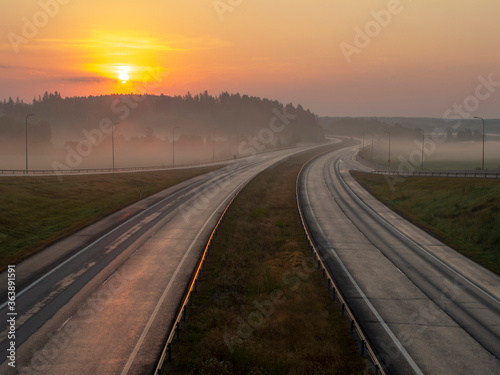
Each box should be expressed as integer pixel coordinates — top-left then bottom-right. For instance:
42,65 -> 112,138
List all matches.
360,135 -> 500,171
321,117 -> 500,171
0,92 -> 325,170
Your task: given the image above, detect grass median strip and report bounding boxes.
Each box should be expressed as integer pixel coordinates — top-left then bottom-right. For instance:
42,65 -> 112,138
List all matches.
0,167 -> 220,270
351,171 -> 500,275
165,147 -> 367,375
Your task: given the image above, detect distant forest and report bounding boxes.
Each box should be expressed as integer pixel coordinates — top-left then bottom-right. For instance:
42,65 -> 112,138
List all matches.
0,92 -> 324,169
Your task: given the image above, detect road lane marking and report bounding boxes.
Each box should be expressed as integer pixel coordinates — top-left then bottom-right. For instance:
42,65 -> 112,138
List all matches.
120,177 -> 254,374
335,157 -> 500,307
57,316 -> 72,331
0,174 -> 224,312
302,158 -> 424,375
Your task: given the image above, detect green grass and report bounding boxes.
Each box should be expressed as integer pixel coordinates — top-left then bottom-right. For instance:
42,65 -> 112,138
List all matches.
351,171 -> 500,275
164,144 -> 367,375
0,167 -> 220,270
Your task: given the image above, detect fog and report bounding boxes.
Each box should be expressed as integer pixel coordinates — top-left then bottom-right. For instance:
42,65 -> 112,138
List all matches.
0,93 -> 324,170
360,137 -> 500,171
323,117 -> 500,171
3,97 -> 499,172
1,129 -> 293,170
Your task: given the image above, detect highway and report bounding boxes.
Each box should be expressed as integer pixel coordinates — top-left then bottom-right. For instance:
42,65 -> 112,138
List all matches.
299,146 -> 500,375
0,146 -> 317,374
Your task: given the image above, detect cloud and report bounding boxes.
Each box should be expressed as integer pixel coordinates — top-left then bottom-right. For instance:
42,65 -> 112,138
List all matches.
57,76 -> 114,83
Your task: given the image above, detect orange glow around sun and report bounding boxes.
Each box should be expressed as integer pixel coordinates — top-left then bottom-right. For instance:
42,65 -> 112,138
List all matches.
81,31 -> 171,93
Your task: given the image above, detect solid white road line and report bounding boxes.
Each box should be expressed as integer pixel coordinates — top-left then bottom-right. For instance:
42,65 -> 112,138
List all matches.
335,158 -> 500,306
303,158 -> 425,375
120,178 -> 250,374
0,184 -> 192,312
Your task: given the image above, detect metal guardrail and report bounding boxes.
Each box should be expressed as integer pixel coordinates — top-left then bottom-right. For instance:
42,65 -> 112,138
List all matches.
0,146 -> 302,176
153,186 -> 242,375
154,142 -> 385,374
371,170 -> 500,179
296,151 -> 388,375
0,161 -> 227,175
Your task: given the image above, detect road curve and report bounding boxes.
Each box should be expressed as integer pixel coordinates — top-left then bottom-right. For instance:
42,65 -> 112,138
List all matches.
299,146 -> 500,375
0,146 -> 319,375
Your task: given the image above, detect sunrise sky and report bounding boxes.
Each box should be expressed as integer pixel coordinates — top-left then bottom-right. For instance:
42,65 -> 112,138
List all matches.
1,0 -> 499,117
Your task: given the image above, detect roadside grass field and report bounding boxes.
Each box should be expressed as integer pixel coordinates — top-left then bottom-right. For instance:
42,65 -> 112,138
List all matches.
0,167 -> 220,270
351,171 -> 500,275
165,147 -> 367,375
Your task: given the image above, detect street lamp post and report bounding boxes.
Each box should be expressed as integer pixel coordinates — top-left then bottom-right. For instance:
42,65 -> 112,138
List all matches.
371,134 -> 374,161
25,113 -> 36,173
384,130 -> 391,168
172,126 -> 179,167
474,116 -> 485,170
416,128 -> 425,170
212,128 -> 217,162
112,122 -> 120,170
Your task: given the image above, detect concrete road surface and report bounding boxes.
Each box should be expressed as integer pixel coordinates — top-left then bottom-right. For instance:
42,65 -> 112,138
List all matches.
299,147 -> 500,375
0,146 -> 320,375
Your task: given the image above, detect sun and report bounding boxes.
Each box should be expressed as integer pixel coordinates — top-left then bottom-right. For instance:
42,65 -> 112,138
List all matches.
118,71 -> 130,84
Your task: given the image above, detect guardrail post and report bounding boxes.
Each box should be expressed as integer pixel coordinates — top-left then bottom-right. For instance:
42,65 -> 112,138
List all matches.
350,320 -> 354,335
341,303 -> 345,317
317,260 -> 320,270
176,322 -> 180,340
360,340 -> 365,357
167,343 -> 171,362
183,307 -> 187,321
332,287 -> 336,301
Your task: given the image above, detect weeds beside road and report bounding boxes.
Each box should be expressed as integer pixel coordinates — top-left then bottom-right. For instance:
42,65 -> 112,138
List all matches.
165,146 -> 367,375
0,167 -> 220,270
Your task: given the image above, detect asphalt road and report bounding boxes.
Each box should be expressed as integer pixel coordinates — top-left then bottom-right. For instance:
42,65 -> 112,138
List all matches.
299,147 -> 500,375
0,146 -> 317,375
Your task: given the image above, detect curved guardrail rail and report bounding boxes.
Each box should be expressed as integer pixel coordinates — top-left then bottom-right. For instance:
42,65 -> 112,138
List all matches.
0,160 -> 228,175
0,146 -> 301,176
372,170 -> 500,179
295,150 -> 388,375
153,186 -> 242,375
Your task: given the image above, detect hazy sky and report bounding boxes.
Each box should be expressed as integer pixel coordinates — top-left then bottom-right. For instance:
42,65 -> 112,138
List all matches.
1,0 -> 499,117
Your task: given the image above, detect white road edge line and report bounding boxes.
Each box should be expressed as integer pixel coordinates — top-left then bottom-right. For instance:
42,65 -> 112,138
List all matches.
303,156 -> 425,375
119,178 -> 249,375
0,172 -> 225,311
336,157 -> 500,306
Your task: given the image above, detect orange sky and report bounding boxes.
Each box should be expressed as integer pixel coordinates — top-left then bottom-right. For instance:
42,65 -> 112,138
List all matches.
1,0 -> 499,117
